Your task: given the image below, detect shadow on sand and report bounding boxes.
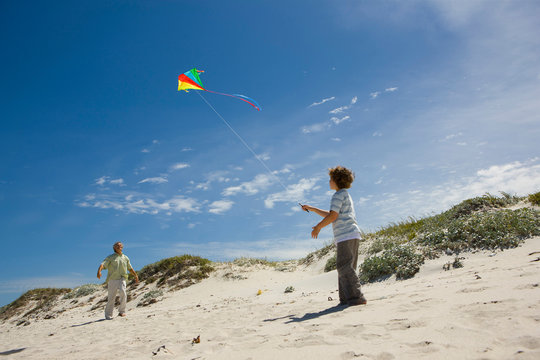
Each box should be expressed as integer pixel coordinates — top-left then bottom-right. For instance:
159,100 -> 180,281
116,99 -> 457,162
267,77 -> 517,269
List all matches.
0,348 -> 26,356
264,305 -> 346,324
71,318 -> 107,327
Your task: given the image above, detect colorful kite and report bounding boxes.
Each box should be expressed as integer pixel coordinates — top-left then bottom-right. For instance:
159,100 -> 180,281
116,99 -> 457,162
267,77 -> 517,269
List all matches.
178,68 -> 261,111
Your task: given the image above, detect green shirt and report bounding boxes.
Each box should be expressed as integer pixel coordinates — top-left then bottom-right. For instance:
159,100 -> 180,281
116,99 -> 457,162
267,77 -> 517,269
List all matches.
102,253 -> 133,282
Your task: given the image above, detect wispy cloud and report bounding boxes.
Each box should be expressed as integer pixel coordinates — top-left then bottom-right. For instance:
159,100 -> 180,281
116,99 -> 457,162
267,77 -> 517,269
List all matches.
303,96 -> 357,134
209,199 -> 234,214
371,87 -> 398,99
301,122 -> 329,134
309,96 -> 335,107
330,115 -> 350,125
77,193 -> 201,214
222,173 -> 273,196
264,178 -> 319,208
138,177 -> 168,184
170,163 -> 190,171
196,170 -> 232,191
95,176 -> 125,186
365,159 -> 540,229
329,96 -> 357,114
167,236 -> 326,261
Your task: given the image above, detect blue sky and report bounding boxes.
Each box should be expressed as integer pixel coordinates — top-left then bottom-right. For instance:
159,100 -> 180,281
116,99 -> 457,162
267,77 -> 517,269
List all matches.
1,0 -> 539,307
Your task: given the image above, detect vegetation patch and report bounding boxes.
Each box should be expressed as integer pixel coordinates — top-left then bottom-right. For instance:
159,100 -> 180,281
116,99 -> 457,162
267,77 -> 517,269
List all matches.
0,288 -> 71,321
299,243 -> 335,266
64,284 -> 103,299
358,194 -> 538,283
324,254 -> 337,272
138,255 -> 214,290
137,289 -> 164,307
418,208 -> 540,252
359,244 -> 424,283
528,191 -> 540,206
232,257 -> 276,267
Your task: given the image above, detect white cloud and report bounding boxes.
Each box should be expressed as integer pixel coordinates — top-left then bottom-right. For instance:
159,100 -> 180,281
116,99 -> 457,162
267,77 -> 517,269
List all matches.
209,200 -> 234,214
331,137 -> 342,142
442,132 -> 463,141
367,159 -> 540,229
223,173 -> 273,196
372,131 -> 383,137
350,96 -> 358,104
385,87 -> 398,92
330,115 -> 350,125
170,163 -> 190,171
309,96 -> 335,107
95,176 -> 107,186
302,122 -> 329,134
141,149 -> 150,153
370,92 -> 380,99
329,105 -> 349,114
264,178 -> 319,208
77,193 -> 201,215
138,177 -> 168,184
95,176 -> 125,186
167,236 -> 326,262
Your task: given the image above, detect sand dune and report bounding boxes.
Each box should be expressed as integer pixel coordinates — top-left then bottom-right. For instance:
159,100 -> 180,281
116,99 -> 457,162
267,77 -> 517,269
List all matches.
1,237 -> 539,359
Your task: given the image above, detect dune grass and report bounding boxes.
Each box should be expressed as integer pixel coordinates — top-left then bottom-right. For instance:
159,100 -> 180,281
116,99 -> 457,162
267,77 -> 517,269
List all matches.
355,193 -> 539,283
0,288 -> 71,321
137,254 -> 214,289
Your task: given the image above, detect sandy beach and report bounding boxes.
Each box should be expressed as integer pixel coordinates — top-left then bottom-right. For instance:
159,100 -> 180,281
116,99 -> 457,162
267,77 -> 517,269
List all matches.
1,236 -> 539,360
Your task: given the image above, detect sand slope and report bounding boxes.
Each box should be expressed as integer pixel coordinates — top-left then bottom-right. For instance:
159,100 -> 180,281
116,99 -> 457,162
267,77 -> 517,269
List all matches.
1,237 -> 539,360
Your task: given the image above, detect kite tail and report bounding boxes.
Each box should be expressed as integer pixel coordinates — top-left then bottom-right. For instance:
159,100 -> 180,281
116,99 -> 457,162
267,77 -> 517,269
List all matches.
204,89 -> 261,111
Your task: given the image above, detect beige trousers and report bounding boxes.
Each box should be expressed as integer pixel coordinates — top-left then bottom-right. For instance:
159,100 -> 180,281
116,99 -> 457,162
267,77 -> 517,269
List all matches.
105,279 -> 126,319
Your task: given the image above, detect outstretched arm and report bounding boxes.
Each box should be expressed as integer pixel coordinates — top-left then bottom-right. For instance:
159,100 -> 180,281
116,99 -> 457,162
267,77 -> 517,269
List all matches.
301,205 -> 330,218
311,210 -> 338,239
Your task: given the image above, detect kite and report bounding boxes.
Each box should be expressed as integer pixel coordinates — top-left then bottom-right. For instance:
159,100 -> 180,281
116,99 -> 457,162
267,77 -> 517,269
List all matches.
178,68 -> 261,111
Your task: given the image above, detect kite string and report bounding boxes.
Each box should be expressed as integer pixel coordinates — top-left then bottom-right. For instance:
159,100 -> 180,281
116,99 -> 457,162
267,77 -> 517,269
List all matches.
196,91 -> 291,195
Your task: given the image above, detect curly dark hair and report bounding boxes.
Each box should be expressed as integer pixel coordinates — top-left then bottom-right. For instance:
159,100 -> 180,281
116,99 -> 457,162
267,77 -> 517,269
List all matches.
328,166 -> 354,189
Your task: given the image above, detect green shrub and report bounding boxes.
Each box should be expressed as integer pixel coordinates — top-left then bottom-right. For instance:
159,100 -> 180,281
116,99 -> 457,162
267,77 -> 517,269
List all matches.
528,191 -> 540,206
138,255 -> 213,282
64,284 -> 103,299
137,289 -> 164,307
419,208 -> 540,251
359,245 -> 424,283
443,193 -> 519,220
232,257 -> 275,267
141,289 -> 163,301
324,254 -> 337,272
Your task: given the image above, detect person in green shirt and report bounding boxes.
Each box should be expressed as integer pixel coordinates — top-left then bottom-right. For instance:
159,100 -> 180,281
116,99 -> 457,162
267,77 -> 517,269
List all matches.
97,242 -> 139,320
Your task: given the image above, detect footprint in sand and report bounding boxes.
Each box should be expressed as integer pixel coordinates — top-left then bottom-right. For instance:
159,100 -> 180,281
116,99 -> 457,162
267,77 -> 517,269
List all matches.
457,286 -> 489,293
405,340 -> 440,354
513,283 -> 539,290
332,324 -> 365,336
385,318 -> 426,331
